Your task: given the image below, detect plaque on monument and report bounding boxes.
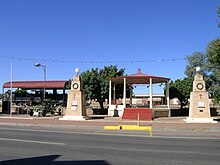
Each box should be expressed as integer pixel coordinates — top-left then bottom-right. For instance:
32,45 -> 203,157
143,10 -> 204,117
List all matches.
72,101 -> 78,106
71,106 -> 77,111
197,102 -> 204,108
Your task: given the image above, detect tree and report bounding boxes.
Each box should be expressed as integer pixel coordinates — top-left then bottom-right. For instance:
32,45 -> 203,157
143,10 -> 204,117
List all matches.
169,77 -> 193,109
81,65 -> 125,110
184,52 -> 207,77
184,52 -> 212,89
184,38 -> 220,103
14,88 -> 28,97
206,38 -> 220,68
206,38 -> 220,103
65,79 -> 71,90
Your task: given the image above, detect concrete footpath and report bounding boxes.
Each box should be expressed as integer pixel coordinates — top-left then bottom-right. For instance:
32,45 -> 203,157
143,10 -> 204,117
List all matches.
0,115 -> 220,133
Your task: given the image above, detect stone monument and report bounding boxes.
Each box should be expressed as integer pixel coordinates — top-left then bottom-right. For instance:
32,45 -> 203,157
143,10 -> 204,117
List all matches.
185,67 -> 216,123
60,68 -> 87,121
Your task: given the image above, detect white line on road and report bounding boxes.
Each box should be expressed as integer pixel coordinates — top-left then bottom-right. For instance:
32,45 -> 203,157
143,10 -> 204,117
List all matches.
0,137 -> 66,146
0,126 -> 219,140
67,143 -> 220,156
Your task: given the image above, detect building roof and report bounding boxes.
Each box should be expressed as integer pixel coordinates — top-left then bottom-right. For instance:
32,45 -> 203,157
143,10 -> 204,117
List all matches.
111,68 -> 170,84
3,80 -> 68,90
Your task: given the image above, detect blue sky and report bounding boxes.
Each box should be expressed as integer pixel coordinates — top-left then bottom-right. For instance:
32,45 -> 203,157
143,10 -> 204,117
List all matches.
0,0 -> 219,94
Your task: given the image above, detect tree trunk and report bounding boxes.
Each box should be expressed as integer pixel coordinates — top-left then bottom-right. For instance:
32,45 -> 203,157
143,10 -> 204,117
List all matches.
99,101 -> 104,110
180,102 -> 183,110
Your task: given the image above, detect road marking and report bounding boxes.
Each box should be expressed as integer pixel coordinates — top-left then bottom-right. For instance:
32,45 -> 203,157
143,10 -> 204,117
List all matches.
0,126 -> 219,140
0,137 -> 66,146
67,143 -> 220,156
96,131 -> 220,140
0,127 -> 98,135
0,127 -> 153,138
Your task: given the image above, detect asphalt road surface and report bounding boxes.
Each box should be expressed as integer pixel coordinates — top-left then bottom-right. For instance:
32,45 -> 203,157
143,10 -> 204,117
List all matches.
0,125 -> 220,165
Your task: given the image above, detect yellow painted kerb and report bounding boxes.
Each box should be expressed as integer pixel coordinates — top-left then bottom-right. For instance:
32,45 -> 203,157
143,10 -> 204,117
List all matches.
104,125 -> 152,136
104,125 -> 121,130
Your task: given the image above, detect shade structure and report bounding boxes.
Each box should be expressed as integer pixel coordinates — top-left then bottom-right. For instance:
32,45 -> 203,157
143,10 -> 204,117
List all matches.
108,68 -> 171,119
3,80 -> 68,90
110,68 -> 170,85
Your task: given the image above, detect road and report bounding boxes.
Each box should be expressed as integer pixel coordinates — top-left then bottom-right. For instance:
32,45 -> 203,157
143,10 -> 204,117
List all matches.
0,125 -> 220,165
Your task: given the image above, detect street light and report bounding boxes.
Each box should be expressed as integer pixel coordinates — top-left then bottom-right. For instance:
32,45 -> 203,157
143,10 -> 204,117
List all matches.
34,62 -> 46,100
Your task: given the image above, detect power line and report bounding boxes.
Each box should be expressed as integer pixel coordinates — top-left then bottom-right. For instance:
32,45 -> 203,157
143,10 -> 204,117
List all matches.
0,55 -> 186,64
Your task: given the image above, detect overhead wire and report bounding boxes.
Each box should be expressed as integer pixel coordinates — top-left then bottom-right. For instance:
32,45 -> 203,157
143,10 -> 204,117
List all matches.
0,55 -> 186,64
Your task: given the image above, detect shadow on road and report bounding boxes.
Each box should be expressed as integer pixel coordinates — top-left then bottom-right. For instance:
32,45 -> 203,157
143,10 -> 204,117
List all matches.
1,155 -> 111,165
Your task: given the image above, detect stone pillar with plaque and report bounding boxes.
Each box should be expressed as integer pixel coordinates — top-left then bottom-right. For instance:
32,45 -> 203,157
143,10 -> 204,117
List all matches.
59,68 -> 87,121
185,67 -> 216,123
